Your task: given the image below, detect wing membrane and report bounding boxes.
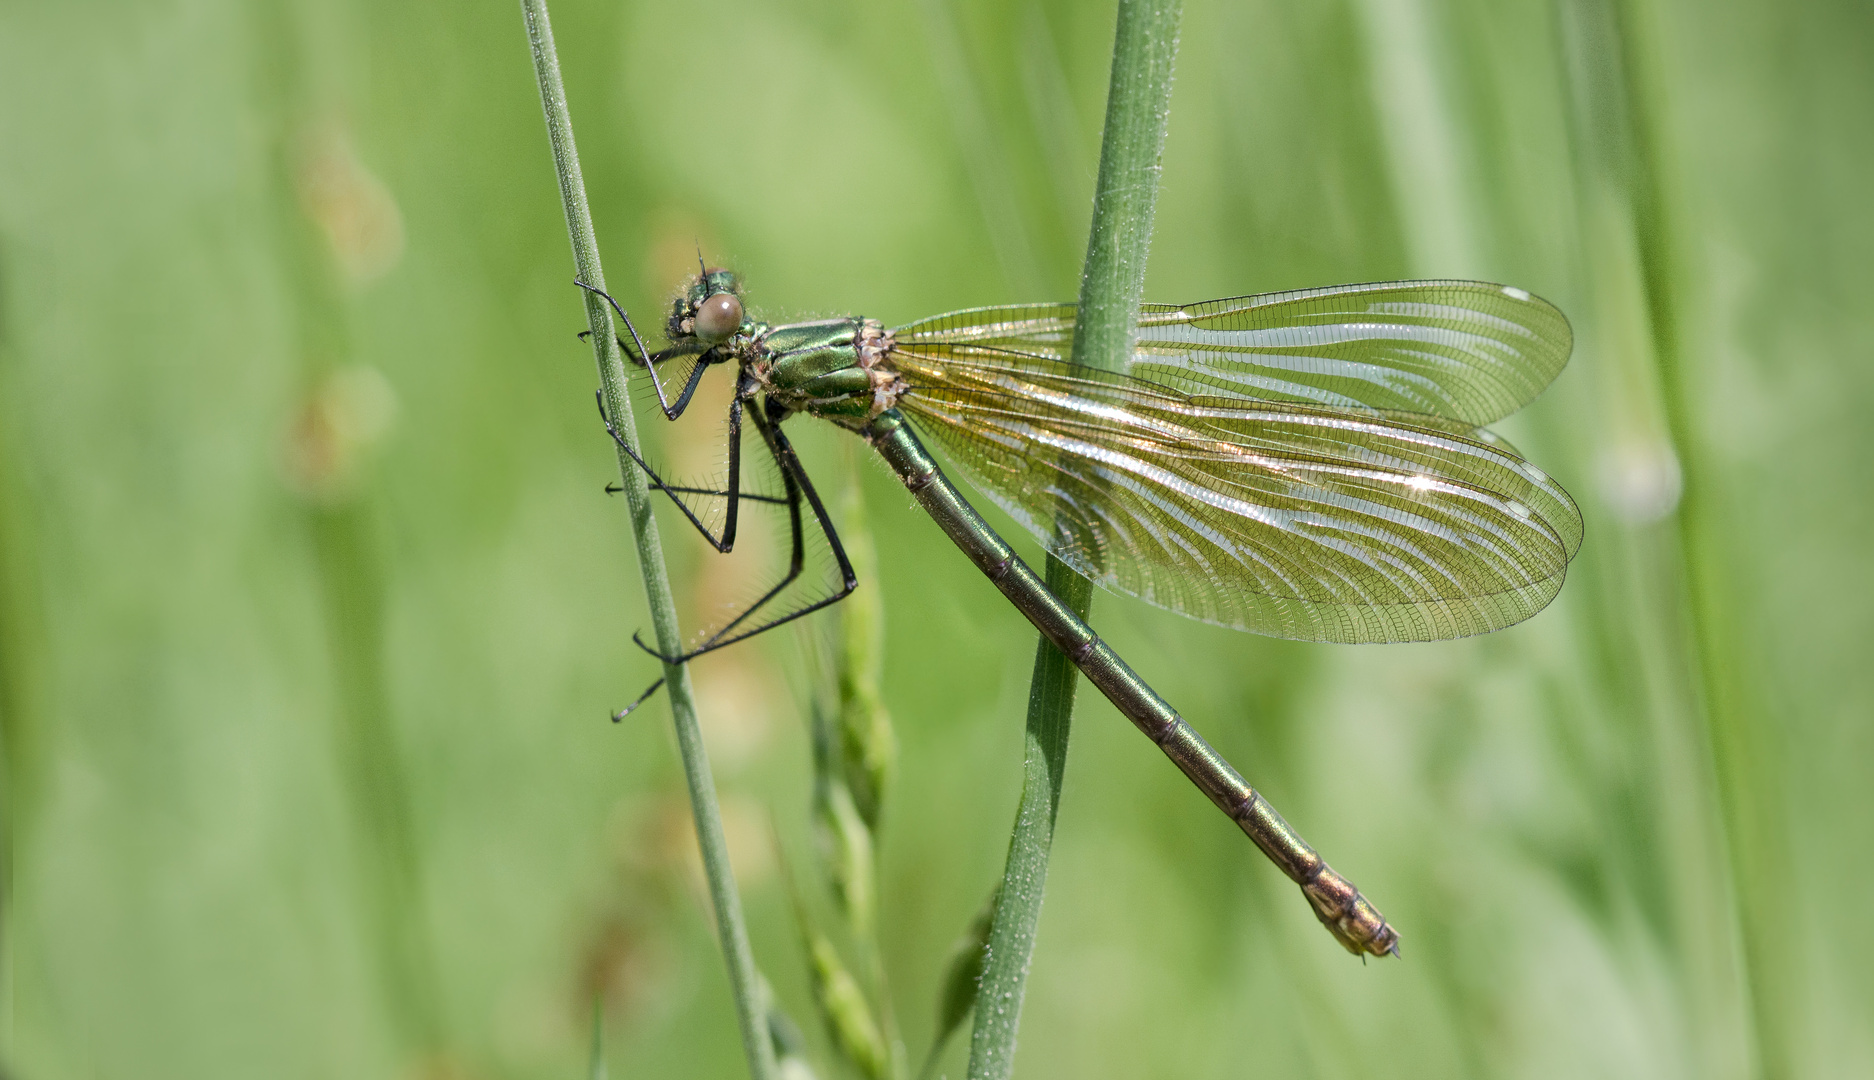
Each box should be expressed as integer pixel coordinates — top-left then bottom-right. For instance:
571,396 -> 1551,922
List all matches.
893,280 -> 1572,425
890,343 -> 1581,644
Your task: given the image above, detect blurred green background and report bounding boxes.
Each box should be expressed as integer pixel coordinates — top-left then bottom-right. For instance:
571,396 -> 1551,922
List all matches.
2,0 -> 1869,1077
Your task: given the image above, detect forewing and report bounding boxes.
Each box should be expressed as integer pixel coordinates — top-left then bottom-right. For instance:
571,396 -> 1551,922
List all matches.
893,280 -> 1572,425
892,346 -> 1582,644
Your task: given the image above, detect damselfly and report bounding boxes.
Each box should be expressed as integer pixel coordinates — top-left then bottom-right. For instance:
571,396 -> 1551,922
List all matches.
580,269 -> 1581,957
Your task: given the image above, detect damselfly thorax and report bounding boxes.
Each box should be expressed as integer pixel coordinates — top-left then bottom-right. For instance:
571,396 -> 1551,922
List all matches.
735,317 -> 906,428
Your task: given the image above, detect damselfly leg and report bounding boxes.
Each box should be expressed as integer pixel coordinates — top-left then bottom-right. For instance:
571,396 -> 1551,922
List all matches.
593,388 -> 746,552
595,375 -> 786,510
584,274 -> 861,714
628,397 -> 857,666
576,279 -> 717,421
605,480 -> 786,505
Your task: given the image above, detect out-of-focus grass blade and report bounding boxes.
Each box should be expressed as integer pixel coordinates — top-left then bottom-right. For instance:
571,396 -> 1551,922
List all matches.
920,884 -> 998,1080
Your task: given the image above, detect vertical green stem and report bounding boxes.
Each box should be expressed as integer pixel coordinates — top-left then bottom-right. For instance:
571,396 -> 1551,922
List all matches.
312,503 -> 443,1051
0,314 -> 46,1020
1612,1 -> 1792,1075
518,5 -> 775,1079
1069,0 -> 1184,376
589,993 -> 608,1080
965,3 -> 1181,1078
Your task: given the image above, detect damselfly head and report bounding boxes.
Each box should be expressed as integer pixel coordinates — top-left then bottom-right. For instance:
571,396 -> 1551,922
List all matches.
668,267 -> 747,345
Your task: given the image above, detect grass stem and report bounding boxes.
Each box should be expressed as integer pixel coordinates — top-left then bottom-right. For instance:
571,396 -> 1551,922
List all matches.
519,4 -> 776,1078
1609,1 -> 1793,1074
964,3 -> 1181,1077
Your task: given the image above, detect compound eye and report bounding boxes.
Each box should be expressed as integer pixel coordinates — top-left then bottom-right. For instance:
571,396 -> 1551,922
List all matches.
693,292 -> 743,344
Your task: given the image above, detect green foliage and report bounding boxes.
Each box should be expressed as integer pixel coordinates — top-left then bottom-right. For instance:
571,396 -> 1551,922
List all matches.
764,977 -> 822,1080
832,472 -> 895,833
922,886 -> 999,1080
798,472 -> 910,1080
804,932 -> 891,1080
2,0 -> 1871,1079
587,994 -> 606,1080
813,765 -> 879,945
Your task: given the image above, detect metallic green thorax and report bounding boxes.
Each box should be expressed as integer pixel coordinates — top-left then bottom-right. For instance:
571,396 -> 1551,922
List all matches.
677,271 -> 906,429
746,317 -> 904,427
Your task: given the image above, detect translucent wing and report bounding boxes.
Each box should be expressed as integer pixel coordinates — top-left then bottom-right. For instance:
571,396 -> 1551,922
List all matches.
893,280 -> 1572,425
889,345 -> 1582,644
